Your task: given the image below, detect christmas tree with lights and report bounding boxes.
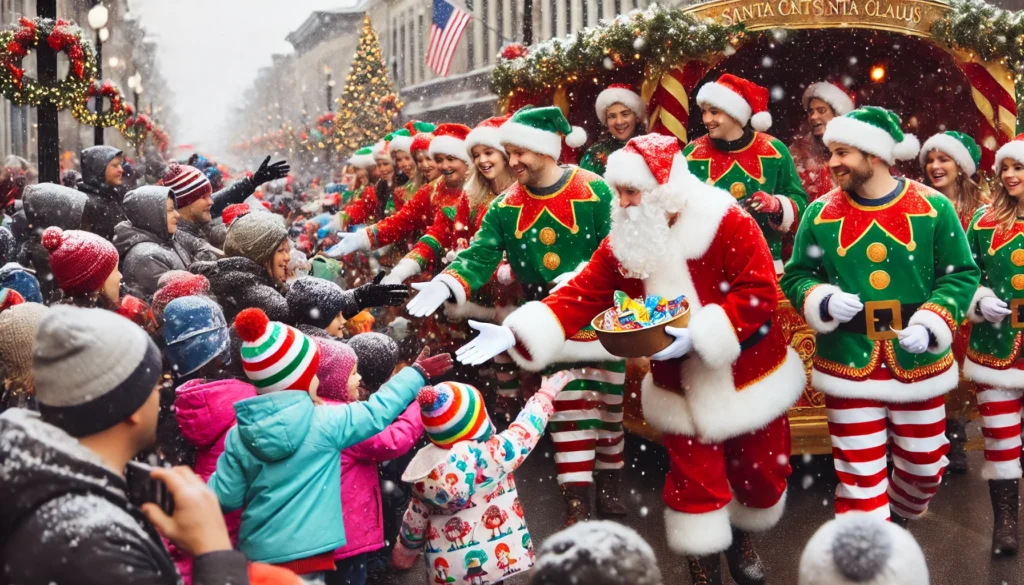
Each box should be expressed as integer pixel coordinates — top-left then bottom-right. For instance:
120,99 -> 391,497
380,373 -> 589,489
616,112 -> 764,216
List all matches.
334,15 -> 403,159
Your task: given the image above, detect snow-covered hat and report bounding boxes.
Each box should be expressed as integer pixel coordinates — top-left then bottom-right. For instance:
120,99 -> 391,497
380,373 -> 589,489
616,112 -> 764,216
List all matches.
373,139 -> 390,161
823,106 -> 920,165
995,133 -> 1024,171
696,74 -> 772,132
499,105 -> 587,160
411,132 -> 434,154
348,146 -> 377,169
596,83 -> 646,124
466,115 -> 510,156
604,133 -> 695,213
802,81 -> 856,117
920,131 -> 981,176
798,513 -> 928,585
387,129 -> 414,154
429,123 -> 473,164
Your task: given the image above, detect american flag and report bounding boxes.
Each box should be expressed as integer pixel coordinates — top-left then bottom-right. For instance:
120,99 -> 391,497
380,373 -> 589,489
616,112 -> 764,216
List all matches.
427,0 -> 472,77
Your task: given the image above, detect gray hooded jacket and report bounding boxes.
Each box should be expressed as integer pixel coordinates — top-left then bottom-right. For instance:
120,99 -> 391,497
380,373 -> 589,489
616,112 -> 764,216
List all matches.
112,186 -> 189,300
17,184 -> 88,304
78,145 -> 126,242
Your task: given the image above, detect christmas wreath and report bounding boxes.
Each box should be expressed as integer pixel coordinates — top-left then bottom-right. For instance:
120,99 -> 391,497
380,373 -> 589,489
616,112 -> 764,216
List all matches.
71,79 -> 129,128
0,17 -> 97,109
122,110 -> 153,146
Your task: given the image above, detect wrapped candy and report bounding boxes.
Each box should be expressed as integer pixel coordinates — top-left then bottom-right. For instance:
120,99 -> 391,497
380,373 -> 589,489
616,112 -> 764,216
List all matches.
600,291 -> 687,331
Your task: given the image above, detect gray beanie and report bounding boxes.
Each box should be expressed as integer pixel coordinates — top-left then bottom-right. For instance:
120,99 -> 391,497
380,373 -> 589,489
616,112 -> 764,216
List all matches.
223,210 -> 288,266
33,306 -> 162,437
798,512 -> 929,585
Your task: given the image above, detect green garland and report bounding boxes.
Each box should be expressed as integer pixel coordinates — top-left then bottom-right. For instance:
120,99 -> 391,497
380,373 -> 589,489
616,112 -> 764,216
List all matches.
490,4 -> 743,97
930,0 -> 1024,126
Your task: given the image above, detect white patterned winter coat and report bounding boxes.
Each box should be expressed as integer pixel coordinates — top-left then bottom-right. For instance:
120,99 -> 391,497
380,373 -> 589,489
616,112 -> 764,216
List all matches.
399,393 -> 553,585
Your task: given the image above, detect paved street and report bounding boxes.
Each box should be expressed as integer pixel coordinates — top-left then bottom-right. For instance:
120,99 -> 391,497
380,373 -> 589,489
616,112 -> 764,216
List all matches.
389,421 -> 1022,584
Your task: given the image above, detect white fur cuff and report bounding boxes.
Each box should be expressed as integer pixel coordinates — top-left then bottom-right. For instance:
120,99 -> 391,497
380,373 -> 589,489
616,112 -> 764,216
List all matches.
665,507 -> 733,556
908,308 -> 954,354
803,284 -> 843,334
503,301 -> 567,372
728,490 -> 787,533
969,286 -> 998,324
688,304 -> 741,370
770,195 -> 797,233
436,272 -> 469,305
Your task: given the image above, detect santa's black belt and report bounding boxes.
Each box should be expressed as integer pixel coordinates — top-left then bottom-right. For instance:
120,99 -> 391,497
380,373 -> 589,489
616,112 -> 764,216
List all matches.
836,301 -> 922,341
740,319 -> 773,350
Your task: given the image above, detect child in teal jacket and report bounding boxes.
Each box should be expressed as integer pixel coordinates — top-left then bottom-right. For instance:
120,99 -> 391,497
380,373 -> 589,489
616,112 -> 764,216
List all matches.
207,308 -> 452,577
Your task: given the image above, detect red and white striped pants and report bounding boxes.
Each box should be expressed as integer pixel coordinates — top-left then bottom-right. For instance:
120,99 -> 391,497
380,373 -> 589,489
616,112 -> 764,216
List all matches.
825,395 -> 949,521
548,363 -> 626,486
976,386 -> 1024,480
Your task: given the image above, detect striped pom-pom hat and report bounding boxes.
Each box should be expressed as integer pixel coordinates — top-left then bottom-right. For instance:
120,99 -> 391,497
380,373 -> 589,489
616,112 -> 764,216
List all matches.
160,162 -> 213,208
417,382 -> 493,447
234,308 -> 320,395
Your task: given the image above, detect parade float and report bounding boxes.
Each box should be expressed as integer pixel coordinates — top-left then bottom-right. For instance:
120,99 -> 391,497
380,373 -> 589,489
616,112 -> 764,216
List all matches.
493,0 -> 1019,452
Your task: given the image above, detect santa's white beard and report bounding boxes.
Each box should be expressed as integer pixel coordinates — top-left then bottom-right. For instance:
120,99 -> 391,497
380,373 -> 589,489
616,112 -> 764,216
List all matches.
610,192 -> 675,279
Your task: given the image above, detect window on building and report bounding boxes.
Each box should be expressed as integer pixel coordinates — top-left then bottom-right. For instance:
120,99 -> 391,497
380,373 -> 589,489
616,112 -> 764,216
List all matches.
482,0 -> 490,64
567,0 -> 573,35
466,19 -> 475,68
550,0 -> 557,38
614,0 -> 622,15
418,13 -> 425,81
399,21 -> 406,85
597,0 -> 604,21
632,0 -> 639,9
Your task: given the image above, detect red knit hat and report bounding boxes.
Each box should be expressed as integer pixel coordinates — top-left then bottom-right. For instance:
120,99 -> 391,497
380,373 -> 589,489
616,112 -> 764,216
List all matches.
151,271 -> 210,318
42,227 -> 119,295
222,203 -> 255,227
411,133 -> 434,154
696,74 -> 773,131
160,162 -> 213,208
429,123 -> 473,164
466,115 -> 510,156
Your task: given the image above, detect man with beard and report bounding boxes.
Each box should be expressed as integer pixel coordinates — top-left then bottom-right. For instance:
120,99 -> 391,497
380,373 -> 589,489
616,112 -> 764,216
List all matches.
781,106 -> 979,525
789,81 -> 856,203
684,74 -> 808,272
446,134 -> 804,585
405,106 -> 631,527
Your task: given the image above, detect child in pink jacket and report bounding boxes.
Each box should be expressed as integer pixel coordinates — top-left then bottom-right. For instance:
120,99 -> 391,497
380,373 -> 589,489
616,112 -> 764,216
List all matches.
314,336 -> 425,585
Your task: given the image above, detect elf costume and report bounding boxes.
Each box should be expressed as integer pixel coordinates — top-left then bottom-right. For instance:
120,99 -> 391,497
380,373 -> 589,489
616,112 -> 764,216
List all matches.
425,106 -> 629,524
579,83 -> 646,176
684,74 -> 808,271
781,106 -> 980,522
388,121 -> 439,216
502,134 -> 804,585
919,130 -> 983,229
790,82 -> 855,203
962,136 -> 1024,556
342,146 -> 379,221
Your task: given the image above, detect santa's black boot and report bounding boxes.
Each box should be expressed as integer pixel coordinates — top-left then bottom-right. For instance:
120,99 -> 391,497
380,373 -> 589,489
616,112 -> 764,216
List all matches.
595,470 -> 628,517
560,484 -> 592,527
688,554 -> 723,585
724,529 -> 766,585
889,511 -> 910,529
990,479 -> 1020,557
946,417 -> 969,474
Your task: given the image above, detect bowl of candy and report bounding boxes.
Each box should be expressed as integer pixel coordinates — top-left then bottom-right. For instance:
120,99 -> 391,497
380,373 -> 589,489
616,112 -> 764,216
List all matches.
591,291 -> 690,358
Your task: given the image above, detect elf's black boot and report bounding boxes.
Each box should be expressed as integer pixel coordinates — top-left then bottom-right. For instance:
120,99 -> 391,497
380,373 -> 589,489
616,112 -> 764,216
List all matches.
946,417 -> 969,474
990,479 -> 1020,557
724,529 -> 766,585
595,470 -> 628,517
688,554 -> 723,585
560,484 -> 592,528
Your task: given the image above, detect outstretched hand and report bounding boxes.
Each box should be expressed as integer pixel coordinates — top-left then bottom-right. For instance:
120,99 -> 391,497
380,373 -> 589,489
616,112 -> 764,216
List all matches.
355,271 -> 409,309
455,320 -> 516,366
252,155 -> 290,186
413,347 -> 454,381
407,281 -> 451,317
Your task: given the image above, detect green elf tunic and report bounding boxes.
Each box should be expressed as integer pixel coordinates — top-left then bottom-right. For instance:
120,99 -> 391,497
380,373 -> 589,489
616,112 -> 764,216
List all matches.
684,130 -> 808,271
780,179 -> 980,401
579,137 -> 628,176
963,206 -> 1024,389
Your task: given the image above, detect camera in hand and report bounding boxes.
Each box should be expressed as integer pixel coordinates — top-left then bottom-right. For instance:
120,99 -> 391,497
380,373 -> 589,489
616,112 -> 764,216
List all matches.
126,461 -> 175,515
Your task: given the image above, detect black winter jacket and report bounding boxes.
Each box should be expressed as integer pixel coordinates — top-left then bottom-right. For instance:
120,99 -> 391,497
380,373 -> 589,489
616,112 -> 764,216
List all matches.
0,409 -> 249,585
78,145 -> 127,242
190,256 -> 289,323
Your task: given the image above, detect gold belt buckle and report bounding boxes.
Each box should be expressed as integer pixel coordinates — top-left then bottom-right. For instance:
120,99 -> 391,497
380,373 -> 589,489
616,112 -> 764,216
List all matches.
1012,299 -> 1024,329
864,299 -> 902,341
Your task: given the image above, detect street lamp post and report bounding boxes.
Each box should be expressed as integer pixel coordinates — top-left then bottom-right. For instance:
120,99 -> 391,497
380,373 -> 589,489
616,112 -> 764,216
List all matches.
128,72 -> 142,110
324,65 -> 335,112
37,0 -> 59,183
88,3 -> 109,146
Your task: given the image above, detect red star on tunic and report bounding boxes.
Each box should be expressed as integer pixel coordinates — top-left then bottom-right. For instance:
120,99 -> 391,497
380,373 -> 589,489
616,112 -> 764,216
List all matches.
974,208 -> 1024,254
500,169 -> 597,238
686,133 -> 782,184
814,184 -> 937,255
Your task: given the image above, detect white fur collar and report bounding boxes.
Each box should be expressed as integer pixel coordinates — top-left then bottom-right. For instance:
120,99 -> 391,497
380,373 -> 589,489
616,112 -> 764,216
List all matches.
670,176 -> 736,260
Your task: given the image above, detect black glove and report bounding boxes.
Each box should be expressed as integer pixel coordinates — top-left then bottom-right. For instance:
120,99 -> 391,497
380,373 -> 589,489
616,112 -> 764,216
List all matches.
251,155 -> 290,186
354,271 -> 410,310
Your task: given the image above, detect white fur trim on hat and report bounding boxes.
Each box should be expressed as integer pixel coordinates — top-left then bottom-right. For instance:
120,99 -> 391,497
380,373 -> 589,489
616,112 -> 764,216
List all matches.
348,153 -> 376,169
995,140 -> 1024,171
604,148 -> 690,213
696,82 -> 753,127
500,120 -> 580,160
798,513 -> 928,585
802,82 -> 855,116
823,116 -> 919,165
390,135 -> 415,154
595,87 -> 647,124
565,126 -> 587,149
429,135 -> 473,164
751,111 -> 773,132
466,126 -> 505,157
920,133 -> 977,176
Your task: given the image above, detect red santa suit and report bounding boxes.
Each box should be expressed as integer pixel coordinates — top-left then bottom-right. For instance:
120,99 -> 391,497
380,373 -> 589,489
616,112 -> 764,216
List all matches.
501,135 -> 805,556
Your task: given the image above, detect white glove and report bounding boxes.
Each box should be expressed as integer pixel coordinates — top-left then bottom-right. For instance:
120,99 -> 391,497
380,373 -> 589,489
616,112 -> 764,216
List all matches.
650,326 -> 693,361
979,296 -> 1012,324
325,230 -> 370,257
496,263 -> 515,285
896,324 -> 930,354
407,280 -> 453,317
550,262 -> 586,292
827,292 -> 863,323
456,321 -> 516,366
382,258 -> 421,286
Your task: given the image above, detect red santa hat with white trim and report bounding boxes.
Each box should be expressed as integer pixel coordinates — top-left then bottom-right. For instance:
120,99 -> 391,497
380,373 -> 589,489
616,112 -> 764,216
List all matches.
466,115 -> 510,156
595,83 -> 647,125
995,133 -> 1024,171
802,81 -> 856,116
603,133 -> 700,214
696,74 -> 773,132
428,123 -> 473,164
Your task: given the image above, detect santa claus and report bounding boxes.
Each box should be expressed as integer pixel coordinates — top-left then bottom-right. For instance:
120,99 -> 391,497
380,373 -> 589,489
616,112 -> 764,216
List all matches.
456,134 -> 805,585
